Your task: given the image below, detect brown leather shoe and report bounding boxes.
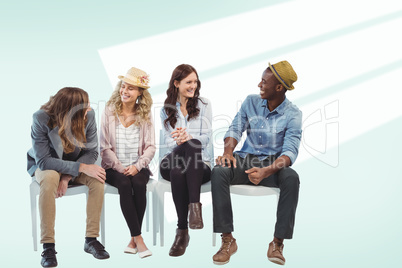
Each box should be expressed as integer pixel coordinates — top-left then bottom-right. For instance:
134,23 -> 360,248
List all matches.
169,228 -> 190,257
267,241 -> 285,265
188,202 -> 203,229
212,234 -> 237,265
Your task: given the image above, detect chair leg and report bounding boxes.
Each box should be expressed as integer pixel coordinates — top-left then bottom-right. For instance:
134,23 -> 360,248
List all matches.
146,191 -> 150,232
152,191 -> 158,246
30,182 -> 38,251
157,188 -> 165,247
100,196 -> 106,246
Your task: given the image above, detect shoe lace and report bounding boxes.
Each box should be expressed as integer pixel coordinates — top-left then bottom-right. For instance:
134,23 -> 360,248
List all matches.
90,240 -> 105,251
41,248 -> 57,258
272,242 -> 283,254
218,236 -> 233,254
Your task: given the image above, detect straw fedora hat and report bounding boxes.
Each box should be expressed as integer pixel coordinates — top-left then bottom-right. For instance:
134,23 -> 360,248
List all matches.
118,67 -> 150,89
268,61 -> 297,90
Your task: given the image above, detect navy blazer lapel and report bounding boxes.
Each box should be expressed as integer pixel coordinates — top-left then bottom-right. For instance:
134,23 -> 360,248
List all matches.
49,127 -> 63,159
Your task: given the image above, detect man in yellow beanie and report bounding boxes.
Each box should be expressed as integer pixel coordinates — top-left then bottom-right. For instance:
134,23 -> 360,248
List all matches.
211,61 -> 302,265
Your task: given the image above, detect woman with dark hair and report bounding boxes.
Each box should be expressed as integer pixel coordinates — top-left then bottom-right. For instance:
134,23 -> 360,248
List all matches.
160,64 -> 212,257
100,67 -> 155,258
27,87 -> 109,268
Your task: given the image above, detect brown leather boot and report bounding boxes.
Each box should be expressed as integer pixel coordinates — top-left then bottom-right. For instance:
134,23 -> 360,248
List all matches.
169,228 -> 190,257
267,241 -> 285,265
212,234 -> 237,265
188,202 -> 203,229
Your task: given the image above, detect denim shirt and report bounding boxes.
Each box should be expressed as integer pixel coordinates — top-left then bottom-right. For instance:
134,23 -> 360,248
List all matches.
160,97 -> 212,163
224,94 -> 302,165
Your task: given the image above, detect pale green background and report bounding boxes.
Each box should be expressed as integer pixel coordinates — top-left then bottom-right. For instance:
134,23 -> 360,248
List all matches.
1,0 -> 401,267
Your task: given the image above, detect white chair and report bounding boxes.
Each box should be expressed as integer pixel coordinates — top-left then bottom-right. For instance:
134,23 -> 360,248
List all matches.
211,185 -> 280,246
102,179 -> 159,246
156,130 -> 213,246
30,178 -> 158,251
29,180 -> 93,251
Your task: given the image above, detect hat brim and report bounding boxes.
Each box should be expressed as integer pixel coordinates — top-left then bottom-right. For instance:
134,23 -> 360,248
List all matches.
118,75 -> 150,89
268,63 -> 294,90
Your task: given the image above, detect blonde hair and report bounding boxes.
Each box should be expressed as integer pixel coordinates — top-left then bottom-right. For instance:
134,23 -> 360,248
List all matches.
41,87 -> 89,153
106,80 -> 153,125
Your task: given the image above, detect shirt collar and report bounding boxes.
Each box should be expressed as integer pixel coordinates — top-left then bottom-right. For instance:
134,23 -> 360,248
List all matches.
261,97 -> 289,115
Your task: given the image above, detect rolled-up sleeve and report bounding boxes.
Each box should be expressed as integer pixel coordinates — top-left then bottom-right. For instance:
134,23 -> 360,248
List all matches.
280,110 -> 302,165
224,96 -> 250,143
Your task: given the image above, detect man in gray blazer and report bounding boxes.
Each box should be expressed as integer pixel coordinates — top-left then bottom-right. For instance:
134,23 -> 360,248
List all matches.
28,87 -> 109,267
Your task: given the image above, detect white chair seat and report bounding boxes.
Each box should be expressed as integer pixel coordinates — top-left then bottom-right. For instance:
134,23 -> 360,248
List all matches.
230,184 -> 280,196
30,178 -> 158,251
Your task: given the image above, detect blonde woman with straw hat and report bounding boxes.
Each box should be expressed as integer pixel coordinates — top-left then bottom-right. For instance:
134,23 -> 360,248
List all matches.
100,67 -> 155,258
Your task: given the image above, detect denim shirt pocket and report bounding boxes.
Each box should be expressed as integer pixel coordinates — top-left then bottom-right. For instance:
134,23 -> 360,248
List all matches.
267,126 -> 286,150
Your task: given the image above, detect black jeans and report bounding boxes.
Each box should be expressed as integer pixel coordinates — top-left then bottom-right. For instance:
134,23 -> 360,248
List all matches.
211,153 -> 300,239
160,139 -> 211,229
105,168 -> 150,237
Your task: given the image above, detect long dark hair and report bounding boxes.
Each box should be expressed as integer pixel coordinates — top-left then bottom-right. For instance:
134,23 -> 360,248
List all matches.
41,87 -> 89,153
163,64 -> 204,129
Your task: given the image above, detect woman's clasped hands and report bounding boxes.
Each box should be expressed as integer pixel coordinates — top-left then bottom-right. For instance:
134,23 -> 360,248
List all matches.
171,127 -> 191,145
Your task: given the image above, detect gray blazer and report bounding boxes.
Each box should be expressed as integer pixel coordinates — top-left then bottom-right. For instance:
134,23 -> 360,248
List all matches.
27,109 -> 98,178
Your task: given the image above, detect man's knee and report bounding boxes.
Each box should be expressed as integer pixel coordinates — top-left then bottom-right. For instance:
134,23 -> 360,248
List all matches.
38,170 -> 59,192
211,165 -> 231,186
85,176 -> 105,193
278,168 -> 300,189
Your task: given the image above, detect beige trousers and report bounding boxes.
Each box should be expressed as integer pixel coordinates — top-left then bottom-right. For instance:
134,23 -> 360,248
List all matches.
35,168 -> 104,243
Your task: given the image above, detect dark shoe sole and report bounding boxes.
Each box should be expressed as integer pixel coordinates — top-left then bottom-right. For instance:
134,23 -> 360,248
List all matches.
41,262 -> 57,268
169,242 -> 189,257
84,248 -> 110,259
169,249 -> 187,257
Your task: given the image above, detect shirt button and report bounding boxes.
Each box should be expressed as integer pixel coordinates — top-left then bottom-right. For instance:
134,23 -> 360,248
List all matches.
259,136 -> 261,138
261,126 -> 263,128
